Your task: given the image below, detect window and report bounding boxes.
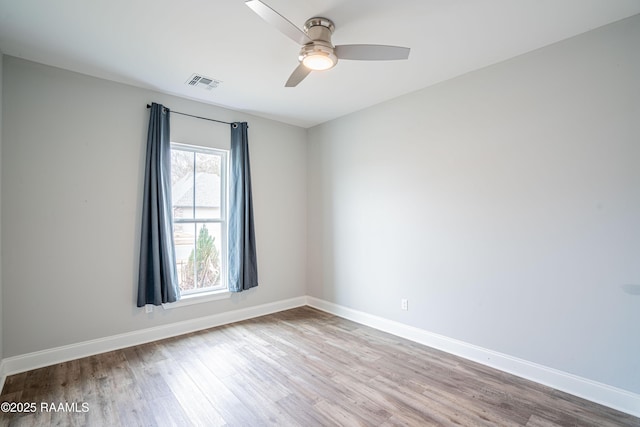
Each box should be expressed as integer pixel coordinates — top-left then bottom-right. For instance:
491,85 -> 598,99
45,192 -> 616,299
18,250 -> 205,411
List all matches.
171,143 -> 228,295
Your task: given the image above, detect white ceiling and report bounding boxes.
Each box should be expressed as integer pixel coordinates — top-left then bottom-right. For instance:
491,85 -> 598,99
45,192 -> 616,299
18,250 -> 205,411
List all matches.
1,0 -> 639,128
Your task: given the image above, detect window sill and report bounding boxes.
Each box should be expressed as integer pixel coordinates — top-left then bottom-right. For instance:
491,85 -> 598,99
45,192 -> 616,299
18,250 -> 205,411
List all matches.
162,289 -> 231,310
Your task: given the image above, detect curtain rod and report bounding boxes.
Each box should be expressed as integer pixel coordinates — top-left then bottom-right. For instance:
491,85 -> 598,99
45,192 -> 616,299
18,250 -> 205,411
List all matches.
146,104 -> 236,127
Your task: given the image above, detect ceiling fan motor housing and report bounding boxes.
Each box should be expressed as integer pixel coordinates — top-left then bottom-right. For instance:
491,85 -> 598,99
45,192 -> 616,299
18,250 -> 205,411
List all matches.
304,17 -> 335,39
299,17 -> 338,69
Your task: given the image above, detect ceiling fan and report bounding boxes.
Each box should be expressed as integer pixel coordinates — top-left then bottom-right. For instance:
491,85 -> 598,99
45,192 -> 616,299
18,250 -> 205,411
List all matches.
245,0 -> 411,87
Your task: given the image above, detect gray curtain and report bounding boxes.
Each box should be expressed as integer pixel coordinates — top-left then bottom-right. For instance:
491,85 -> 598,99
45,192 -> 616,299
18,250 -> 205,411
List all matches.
137,103 -> 180,306
228,122 -> 258,292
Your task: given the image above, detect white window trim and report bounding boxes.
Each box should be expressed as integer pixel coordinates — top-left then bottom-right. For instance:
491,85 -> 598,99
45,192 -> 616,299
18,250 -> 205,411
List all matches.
162,289 -> 231,310
170,142 -> 229,297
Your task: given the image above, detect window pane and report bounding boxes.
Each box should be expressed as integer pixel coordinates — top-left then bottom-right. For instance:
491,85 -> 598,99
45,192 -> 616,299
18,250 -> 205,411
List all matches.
195,223 -> 222,289
195,152 -> 222,220
174,223 -> 196,291
171,150 -> 194,220
170,144 -> 227,294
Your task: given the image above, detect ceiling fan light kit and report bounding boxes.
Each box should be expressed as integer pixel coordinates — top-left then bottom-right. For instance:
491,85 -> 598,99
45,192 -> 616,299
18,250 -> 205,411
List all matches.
245,0 -> 410,87
301,48 -> 337,71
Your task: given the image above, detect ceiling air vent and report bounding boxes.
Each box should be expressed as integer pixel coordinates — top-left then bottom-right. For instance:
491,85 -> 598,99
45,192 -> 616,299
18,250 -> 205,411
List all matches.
185,73 -> 222,91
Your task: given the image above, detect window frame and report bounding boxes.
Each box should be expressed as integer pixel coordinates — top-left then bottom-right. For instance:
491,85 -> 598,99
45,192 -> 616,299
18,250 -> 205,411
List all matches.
170,142 -> 229,297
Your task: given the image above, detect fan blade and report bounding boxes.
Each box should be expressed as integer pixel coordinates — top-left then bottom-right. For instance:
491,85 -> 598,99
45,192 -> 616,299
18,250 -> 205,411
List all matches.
335,44 -> 410,61
245,0 -> 311,45
285,64 -> 312,87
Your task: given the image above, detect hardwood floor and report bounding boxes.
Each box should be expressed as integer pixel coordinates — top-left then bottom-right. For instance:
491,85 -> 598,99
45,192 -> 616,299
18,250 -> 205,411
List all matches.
1,306 -> 638,426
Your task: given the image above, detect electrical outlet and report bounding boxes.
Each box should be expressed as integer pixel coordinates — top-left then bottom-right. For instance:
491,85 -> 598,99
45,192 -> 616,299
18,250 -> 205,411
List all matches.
401,299 -> 408,311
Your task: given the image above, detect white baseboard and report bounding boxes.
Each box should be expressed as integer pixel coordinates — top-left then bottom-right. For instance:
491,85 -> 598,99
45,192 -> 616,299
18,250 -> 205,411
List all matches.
305,296 -> 640,418
0,296 -> 307,390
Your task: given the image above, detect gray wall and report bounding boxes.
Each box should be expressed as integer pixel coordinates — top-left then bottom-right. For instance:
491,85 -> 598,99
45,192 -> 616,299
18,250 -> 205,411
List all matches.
307,15 -> 640,393
1,57 -> 307,357
0,52 -> 4,361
